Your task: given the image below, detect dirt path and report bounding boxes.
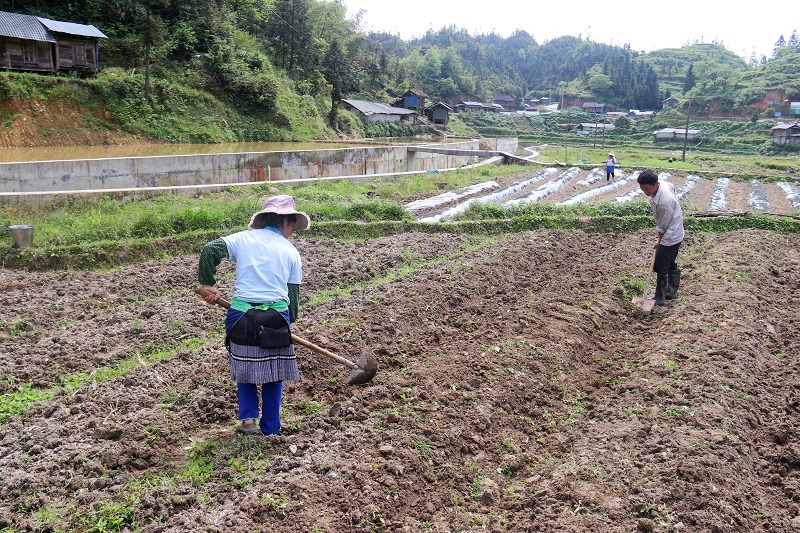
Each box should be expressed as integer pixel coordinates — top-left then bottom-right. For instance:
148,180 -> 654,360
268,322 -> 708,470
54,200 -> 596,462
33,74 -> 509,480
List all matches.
0,229 -> 798,531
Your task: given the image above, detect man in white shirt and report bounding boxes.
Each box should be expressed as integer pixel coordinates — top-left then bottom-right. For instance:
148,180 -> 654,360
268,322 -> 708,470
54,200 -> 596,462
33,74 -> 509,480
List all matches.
637,169 -> 684,305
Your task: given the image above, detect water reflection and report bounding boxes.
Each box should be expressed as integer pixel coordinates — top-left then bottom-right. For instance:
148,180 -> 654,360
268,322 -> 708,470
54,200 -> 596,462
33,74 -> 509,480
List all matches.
0,141 -> 368,162
0,136 -> 461,163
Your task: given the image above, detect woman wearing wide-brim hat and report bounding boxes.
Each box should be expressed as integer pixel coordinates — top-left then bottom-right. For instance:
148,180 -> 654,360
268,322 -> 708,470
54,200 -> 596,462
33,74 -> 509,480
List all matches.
198,195 -> 310,435
605,151 -> 617,181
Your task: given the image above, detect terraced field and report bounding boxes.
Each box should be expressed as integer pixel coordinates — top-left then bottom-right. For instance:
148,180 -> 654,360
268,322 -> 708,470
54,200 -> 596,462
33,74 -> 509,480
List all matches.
406,167 -> 800,221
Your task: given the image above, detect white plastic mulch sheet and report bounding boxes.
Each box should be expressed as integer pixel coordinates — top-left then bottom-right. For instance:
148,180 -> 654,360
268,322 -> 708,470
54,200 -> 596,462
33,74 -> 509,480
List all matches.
576,167 -> 607,186
777,182 -> 800,210
748,179 -> 772,213
557,171 -> 640,206
505,167 -> 582,206
418,168 -> 558,222
675,175 -> 700,202
612,173 -> 670,203
404,181 -> 499,213
708,178 -> 730,211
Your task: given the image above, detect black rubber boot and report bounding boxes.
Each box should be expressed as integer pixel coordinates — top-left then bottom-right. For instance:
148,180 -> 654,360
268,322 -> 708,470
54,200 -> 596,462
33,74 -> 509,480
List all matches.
654,274 -> 668,306
666,267 -> 681,300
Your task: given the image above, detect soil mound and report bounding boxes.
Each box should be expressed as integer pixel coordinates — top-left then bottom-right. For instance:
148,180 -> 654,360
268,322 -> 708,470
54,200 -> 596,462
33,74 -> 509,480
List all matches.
0,96 -> 151,147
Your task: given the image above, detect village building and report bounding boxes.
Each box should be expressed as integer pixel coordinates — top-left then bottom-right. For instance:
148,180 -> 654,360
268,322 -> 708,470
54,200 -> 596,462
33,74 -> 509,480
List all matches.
662,97 -> 680,109
582,102 -> 606,114
628,109 -> 655,120
0,10 -> 107,76
424,101 -> 451,125
575,122 -> 615,133
392,88 -> 427,114
453,100 -> 499,113
771,122 -> 800,145
654,128 -> 704,140
341,99 -> 417,124
493,93 -> 515,110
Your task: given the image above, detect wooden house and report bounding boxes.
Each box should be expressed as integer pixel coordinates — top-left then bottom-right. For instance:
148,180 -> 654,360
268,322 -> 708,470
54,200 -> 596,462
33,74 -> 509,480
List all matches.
493,93 -> 515,110
771,123 -> 800,146
453,101 -> 485,113
662,97 -> 680,109
341,99 -> 417,124
0,11 -> 106,76
424,102 -> 451,125
582,102 -> 606,114
393,88 -> 427,114
39,16 -> 107,76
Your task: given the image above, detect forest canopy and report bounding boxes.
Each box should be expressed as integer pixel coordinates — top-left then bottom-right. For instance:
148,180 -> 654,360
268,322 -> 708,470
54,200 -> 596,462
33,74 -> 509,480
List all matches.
4,0 -> 800,126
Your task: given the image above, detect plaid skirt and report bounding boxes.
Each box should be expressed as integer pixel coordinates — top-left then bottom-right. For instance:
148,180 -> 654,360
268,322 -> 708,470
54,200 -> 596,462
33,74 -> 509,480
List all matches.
225,308 -> 300,384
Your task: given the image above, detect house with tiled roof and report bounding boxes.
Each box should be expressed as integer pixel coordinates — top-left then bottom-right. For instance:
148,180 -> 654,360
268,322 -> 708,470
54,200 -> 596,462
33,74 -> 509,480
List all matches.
341,99 -> 417,124
0,10 -> 106,76
393,88 -> 428,114
771,122 -> 800,146
582,102 -> 606,114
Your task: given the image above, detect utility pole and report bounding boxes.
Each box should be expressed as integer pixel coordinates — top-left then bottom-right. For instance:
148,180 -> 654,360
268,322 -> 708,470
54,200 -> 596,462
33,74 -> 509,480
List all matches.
682,98 -> 692,162
602,123 -> 606,149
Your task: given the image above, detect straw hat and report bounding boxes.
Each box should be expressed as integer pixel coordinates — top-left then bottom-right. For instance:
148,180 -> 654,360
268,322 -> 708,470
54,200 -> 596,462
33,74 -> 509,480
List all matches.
608,151 -> 615,156
248,195 -> 310,231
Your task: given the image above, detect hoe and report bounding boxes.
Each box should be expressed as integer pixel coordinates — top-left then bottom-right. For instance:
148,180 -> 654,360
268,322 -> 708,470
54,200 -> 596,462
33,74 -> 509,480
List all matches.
194,287 -> 377,385
631,249 -> 657,313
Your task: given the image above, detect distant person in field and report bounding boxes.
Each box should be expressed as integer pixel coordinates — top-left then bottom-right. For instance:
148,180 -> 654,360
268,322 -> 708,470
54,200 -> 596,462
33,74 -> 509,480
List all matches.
605,151 -> 617,181
637,169 -> 684,306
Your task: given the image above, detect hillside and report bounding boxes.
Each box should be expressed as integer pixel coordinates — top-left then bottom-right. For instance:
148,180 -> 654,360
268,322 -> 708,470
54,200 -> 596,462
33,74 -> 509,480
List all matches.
0,70 -> 344,147
3,4 -> 800,148
641,43 -> 748,99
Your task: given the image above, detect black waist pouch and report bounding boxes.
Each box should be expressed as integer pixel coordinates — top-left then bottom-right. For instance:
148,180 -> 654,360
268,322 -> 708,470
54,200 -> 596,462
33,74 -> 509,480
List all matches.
226,309 -> 291,350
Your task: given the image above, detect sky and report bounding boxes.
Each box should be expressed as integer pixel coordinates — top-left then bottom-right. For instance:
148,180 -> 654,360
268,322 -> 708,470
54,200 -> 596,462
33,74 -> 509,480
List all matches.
343,0 -> 794,61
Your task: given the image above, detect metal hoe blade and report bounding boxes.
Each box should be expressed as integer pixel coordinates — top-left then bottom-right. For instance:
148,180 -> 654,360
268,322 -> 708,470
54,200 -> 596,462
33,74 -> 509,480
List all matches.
347,349 -> 378,385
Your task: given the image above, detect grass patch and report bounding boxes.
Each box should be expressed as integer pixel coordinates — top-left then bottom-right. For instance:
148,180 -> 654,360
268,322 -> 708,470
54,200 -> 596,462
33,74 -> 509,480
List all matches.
2,163 -> 798,271
305,234 -> 498,307
0,337 -> 208,424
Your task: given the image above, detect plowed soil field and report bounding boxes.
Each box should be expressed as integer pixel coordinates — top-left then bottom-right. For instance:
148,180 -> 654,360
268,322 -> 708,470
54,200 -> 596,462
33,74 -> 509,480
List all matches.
1,227 -> 799,532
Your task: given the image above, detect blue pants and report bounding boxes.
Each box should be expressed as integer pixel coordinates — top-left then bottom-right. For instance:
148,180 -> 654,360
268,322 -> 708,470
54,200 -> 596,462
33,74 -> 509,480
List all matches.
237,382 -> 283,435
226,307 -> 290,436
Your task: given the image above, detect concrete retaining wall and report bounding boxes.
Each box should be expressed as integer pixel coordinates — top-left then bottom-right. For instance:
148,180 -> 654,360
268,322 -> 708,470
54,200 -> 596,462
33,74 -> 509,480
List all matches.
0,138 -> 518,198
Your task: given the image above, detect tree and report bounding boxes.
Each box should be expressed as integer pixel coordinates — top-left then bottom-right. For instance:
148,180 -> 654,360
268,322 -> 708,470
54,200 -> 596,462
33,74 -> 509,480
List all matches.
789,29 -> 799,48
322,39 -> 347,126
613,115 -> 630,129
773,34 -> 786,57
267,0 -> 313,73
588,72 -> 613,97
683,63 -> 696,93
